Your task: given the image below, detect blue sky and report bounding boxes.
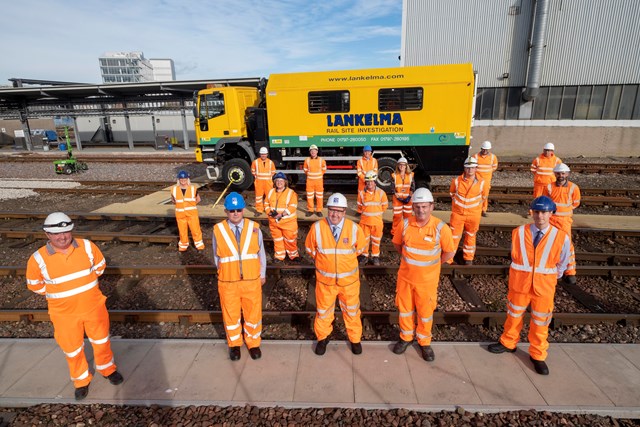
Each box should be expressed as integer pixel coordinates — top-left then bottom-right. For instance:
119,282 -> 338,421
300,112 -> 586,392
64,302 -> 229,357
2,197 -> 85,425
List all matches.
0,0 -> 403,84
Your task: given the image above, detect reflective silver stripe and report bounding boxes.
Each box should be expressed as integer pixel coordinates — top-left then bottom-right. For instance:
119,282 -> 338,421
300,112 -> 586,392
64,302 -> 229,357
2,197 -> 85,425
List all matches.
89,335 -> 109,345
31,285 -> 46,294
532,309 -> 552,318
509,301 -> 527,311
507,309 -> 524,318
226,320 -> 241,331
219,254 -> 259,263
245,320 -> 262,329
317,304 -> 335,315
71,369 -> 90,381
243,329 -> 262,339
420,315 -> 433,323
42,266 -> 93,285
454,199 -> 481,209
399,311 -> 415,317
317,267 -> 358,279
400,329 -> 415,335
532,317 -> 552,326
64,344 -> 84,358
537,227 -> 559,274
317,248 -> 355,255
402,256 -> 439,267
416,332 -> 432,339
96,358 -> 114,370
47,279 -> 98,299
362,211 -> 383,216
228,333 -> 241,341
554,211 -> 572,216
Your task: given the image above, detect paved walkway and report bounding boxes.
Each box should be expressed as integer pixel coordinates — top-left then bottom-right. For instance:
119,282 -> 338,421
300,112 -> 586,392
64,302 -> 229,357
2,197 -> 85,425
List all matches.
1,339 -> 638,417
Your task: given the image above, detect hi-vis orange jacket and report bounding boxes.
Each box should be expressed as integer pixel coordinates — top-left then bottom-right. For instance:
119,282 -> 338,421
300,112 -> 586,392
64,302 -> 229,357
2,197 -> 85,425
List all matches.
26,239 -> 107,315
509,225 -> 570,296
357,188 -> 388,226
392,171 -> 414,200
303,157 -> 327,181
546,181 -> 581,217
356,157 -> 378,180
265,187 -> 298,225
531,154 -> 562,186
472,153 -> 498,182
213,219 -> 261,282
251,158 -> 276,181
449,175 -> 488,216
305,219 -> 366,287
172,185 -> 199,217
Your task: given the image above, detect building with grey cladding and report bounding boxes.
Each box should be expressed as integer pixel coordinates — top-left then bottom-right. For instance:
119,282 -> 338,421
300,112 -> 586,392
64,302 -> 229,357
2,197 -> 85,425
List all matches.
401,0 -> 640,157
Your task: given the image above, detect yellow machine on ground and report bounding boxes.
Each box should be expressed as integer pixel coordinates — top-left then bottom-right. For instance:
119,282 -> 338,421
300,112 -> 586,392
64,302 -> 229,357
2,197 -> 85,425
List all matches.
194,64 -> 475,191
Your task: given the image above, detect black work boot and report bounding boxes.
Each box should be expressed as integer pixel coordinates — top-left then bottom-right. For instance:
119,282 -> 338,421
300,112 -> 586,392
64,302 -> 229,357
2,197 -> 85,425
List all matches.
315,338 -> 329,356
392,339 -> 413,355
350,342 -> 363,355
563,274 -> 577,285
530,356 -> 549,375
75,385 -> 89,401
420,345 -> 435,362
107,371 -> 124,385
229,346 -> 241,361
487,342 -> 516,354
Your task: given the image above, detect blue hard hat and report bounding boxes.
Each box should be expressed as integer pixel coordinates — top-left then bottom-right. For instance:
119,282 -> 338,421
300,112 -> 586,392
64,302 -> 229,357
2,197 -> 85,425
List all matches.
363,145 -> 372,152
530,196 -> 556,213
177,170 -> 189,179
272,171 -> 287,181
224,192 -> 246,210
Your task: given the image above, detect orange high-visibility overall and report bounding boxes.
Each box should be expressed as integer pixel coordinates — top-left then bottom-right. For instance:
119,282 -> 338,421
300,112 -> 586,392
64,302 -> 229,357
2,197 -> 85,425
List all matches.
392,217 -> 455,346
356,156 -> 378,193
26,239 -> 116,388
265,187 -> 299,261
251,158 -> 276,213
357,187 -> 388,259
448,174 -> 488,262
304,156 -> 327,212
391,171 -> 414,232
499,225 -> 570,361
547,181 -> 581,276
305,219 -> 366,343
531,154 -> 562,197
213,219 -> 263,349
472,152 -> 498,212
172,184 -> 204,251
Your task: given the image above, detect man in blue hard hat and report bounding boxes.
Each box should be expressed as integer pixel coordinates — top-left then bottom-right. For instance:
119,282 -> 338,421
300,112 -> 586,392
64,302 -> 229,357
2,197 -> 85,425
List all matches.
487,195 -> 571,376
171,170 -> 204,252
211,192 -> 267,361
356,145 -> 378,193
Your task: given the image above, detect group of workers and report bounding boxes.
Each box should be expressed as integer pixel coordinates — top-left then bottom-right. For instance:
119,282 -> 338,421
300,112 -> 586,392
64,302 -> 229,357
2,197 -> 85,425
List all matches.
27,140 -> 582,400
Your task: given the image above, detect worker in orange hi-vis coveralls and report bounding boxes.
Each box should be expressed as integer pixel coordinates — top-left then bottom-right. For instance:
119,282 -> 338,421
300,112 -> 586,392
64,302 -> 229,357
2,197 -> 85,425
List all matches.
212,192 -> 267,362
26,213 -> 124,401
391,157 -> 415,235
531,142 -> 562,198
448,157 -> 489,265
488,196 -> 571,376
265,172 -> 300,264
171,170 -> 204,252
305,193 -> 367,357
357,171 -> 388,266
356,145 -> 378,193
545,163 -> 581,285
251,147 -> 276,216
303,144 -> 327,217
472,140 -> 499,217
391,188 -> 455,362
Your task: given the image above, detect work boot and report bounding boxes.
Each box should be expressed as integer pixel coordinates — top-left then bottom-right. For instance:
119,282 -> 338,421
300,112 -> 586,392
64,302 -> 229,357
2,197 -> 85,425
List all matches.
229,346 -> 241,361
482,211 -> 488,217
316,211 -> 323,217
315,338 -> 329,356
371,257 -> 380,266
487,342 -> 516,354
350,342 -> 363,355
464,260 -> 473,266
420,345 -> 435,362
563,274 -> 577,285
305,211 -> 313,217
530,356 -> 549,375
249,347 -> 262,360
75,385 -> 89,401
106,371 -> 124,385
358,256 -> 368,266
392,339 -> 413,355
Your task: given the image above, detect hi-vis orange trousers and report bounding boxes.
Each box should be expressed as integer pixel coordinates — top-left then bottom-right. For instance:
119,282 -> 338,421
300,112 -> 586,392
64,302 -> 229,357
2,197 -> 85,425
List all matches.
254,180 -> 273,213
306,180 -> 324,212
499,289 -> 554,361
314,281 -> 362,343
392,198 -> 412,234
177,214 -> 204,251
360,223 -> 383,258
449,212 -> 481,261
395,276 -> 437,346
50,303 -> 117,388
218,278 -> 262,349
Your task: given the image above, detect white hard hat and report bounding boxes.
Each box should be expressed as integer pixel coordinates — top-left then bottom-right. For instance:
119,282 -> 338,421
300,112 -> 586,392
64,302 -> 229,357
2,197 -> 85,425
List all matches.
364,171 -> 377,181
553,163 -> 571,173
43,212 -> 74,233
481,140 -> 492,150
326,193 -> 348,208
463,157 -> 478,167
412,187 -> 434,203
543,142 -> 555,151
309,144 -> 318,151
397,157 -> 408,164
259,147 -> 269,154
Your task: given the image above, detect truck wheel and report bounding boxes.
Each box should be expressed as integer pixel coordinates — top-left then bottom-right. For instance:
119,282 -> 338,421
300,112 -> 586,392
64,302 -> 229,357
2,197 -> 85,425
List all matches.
64,165 -> 73,175
222,158 -> 253,192
376,157 -> 396,192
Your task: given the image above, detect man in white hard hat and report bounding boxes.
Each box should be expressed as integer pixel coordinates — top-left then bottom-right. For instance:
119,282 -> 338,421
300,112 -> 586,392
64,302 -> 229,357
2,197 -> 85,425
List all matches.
357,170 -> 388,266
305,193 -> 367,356
531,142 -> 562,198
545,163 -> 581,285
356,145 -> 378,193
251,147 -> 276,216
391,188 -> 455,361
26,213 -> 123,401
303,144 -> 327,217
473,140 -> 498,217
448,157 -> 489,265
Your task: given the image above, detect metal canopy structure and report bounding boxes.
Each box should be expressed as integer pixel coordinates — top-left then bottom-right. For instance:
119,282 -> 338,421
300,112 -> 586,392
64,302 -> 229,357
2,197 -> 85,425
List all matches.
0,77 -> 261,150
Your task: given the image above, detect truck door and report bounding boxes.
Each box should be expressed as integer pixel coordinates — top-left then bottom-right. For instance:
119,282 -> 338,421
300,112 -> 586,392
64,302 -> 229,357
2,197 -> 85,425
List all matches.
197,92 -> 230,138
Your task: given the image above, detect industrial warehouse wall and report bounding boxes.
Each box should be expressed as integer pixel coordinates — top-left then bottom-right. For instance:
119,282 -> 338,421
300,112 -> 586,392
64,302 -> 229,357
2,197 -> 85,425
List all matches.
76,115 -> 195,145
472,123 -> 640,158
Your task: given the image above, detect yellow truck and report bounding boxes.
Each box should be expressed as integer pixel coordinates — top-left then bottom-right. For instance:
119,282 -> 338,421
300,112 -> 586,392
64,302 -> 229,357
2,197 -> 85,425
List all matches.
194,63 -> 475,191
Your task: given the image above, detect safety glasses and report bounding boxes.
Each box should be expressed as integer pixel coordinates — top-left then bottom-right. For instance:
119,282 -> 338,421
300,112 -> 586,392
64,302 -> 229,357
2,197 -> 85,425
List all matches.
227,209 -> 243,213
